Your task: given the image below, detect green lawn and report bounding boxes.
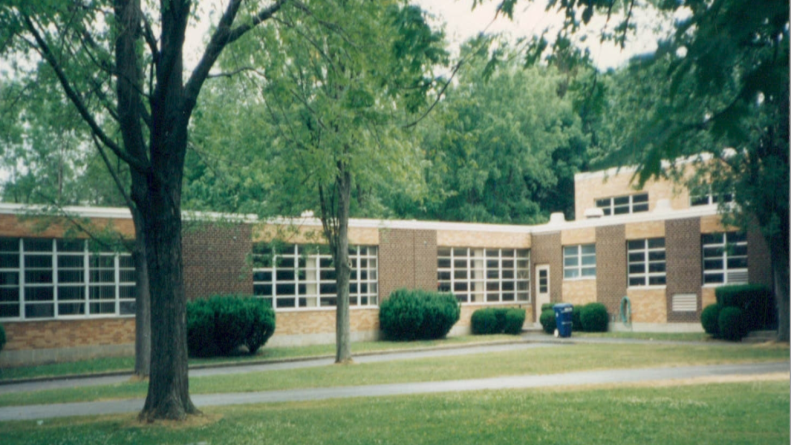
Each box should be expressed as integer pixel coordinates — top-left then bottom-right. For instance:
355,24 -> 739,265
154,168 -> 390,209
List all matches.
574,331 -> 712,342
0,334 -> 516,382
1,381 -> 787,444
0,342 -> 786,407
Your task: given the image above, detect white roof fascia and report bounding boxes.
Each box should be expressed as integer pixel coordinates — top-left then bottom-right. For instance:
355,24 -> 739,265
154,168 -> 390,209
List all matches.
265,216 -> 535,234
529,204 -> 721,234
0,203 -> 258,223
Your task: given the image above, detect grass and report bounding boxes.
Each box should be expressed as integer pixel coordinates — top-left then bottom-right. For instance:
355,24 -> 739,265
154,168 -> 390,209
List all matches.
574,331 -> 712,342
0,342 -> 786,407
0,381 -> 787,444
0,334 -> 516,382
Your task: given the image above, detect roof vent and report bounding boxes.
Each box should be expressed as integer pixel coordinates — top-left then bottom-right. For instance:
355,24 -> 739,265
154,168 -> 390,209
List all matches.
549,212 -> 566,224
584,208 -> 605,219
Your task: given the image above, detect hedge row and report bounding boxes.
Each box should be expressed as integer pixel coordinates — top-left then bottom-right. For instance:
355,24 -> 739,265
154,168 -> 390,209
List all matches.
701,303 -> 749,341
187,295 -> 276,357
471,308 -> 526,335
539,302 -> 608,334
379,289 -> 460,341
715,285 -> 773,331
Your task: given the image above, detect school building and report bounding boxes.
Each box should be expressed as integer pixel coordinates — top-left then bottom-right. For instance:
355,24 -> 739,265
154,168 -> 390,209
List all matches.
0,162 -> 773,366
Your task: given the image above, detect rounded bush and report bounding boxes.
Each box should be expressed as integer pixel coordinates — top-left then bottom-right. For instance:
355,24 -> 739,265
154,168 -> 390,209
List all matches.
540,303 -> 555,313
187,295 -> 276,357
718,307 -> 748,342
571,305 -> 583,332
379,289 -> 460,341
503,309 -> 526,335
580,303 -> 608,332
700,303 -> 722,337
471,308 -> 499,335
539,310 -> 556,334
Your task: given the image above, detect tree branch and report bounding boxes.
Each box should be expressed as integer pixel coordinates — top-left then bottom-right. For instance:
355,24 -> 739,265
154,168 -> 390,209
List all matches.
21,14 -> 150,173
402,60 -> 462,129
207,66 -> 265,79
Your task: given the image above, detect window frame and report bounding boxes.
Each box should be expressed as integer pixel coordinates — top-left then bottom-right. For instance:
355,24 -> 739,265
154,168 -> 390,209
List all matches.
437,247 -> 530,304
562,244 -> 596,280
251,244 -> 379,310
0,238 -> 136,321
595,193 -> 649,216
626,238 -> 667,287
702,232 -> 748,285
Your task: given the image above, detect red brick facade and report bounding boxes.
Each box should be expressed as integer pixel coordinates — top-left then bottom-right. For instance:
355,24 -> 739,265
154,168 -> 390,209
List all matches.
596,224 -> 627,315
182,221 -> 253,300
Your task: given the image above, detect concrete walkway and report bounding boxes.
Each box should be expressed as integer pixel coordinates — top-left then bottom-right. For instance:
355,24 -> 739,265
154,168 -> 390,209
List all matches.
1,361 -> 786,422
0,342 -> 556,395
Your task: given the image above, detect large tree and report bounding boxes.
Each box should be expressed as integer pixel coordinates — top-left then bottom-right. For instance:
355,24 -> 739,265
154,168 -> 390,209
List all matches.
208,0 -> 446,362
1,0 -> 288,419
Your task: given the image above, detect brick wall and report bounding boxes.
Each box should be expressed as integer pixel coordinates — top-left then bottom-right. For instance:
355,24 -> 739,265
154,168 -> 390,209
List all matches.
665,218 -> 702,322
531,232 -> 562,311
3,318 -> 135,351
627,288 -> 667,323
274,308 -> 379,336
0,213 -> 136,239
596,224 -> 627,315
378,228 -> 437,300
437,230 -> 531,248
561,280 -> 597,306
182,222 -> 253,300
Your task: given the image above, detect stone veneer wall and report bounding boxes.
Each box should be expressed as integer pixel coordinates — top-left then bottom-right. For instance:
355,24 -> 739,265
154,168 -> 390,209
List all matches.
182,222 -> 253,300
378,228 -> 437,300
596,224 -> 627,316
665,218 -> 702,322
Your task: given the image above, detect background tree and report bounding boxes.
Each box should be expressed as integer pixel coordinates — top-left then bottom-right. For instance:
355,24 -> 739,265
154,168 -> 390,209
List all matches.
1,0 -> 289,420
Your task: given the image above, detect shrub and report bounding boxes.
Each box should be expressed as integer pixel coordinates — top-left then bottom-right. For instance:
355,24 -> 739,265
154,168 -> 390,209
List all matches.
718,306 -> 748,341
580,303 -> 608,332
715,285 -> 773,331
503,309 -> 526,335
700,303 -> 722,337
471,308 -> 499,335
571,305 -> 583,332
187,295 -> 276,357
539,310 -> 556,334
540,303 -> 555,312
379,289 -> 460,341
0,324 -> 5,354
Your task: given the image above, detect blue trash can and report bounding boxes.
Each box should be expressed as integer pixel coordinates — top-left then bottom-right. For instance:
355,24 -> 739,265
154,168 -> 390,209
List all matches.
554,303 -> 574,338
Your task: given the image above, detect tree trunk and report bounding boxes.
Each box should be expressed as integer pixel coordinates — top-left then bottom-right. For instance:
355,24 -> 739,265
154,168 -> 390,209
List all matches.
138,177 -> 196,420
131,207 -> 150,377
333,169 -> 353,363
771,244 -> 789,342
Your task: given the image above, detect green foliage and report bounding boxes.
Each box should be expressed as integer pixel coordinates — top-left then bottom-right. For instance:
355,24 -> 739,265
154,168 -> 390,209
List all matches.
0,324 -> 5,354
715,285 -> 773,331
471,308 -> 526,335
571,305 -> 583,331
580,303 -> 608,332
701,304 -> 722,337
503,309 -> 527,335
541,303 -> 555,312
470,308 -> 499,335
539,310 -> 556,334
187,295 -> 275,357
718,307 -> 748,342
379,289 -> 460,341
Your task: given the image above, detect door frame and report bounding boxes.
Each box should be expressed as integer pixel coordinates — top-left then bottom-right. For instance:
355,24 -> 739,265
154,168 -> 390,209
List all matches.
535,264 -> 550,322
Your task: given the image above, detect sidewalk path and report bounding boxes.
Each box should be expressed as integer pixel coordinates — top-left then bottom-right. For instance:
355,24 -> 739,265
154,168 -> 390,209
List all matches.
0,342 -> 556,395
1,361 -> 786,422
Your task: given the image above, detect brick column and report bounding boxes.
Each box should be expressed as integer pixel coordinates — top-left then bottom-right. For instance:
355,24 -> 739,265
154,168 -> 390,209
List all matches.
531,232 -> 562,310
378,228 -> 437,300
182,222 -> 253,300
665,218 -> 702,322
596,224 -> 627,315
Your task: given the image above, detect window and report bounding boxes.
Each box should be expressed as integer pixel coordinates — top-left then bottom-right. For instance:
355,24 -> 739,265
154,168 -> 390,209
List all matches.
0,238 -> 136,320
252,244 -> 378,309
437,248 -> 529,304
595,193 -> 649,216
627,238 -> 666,287
702,232 -> 748,285
563,244 -> 596,279
690,186 -> 734,206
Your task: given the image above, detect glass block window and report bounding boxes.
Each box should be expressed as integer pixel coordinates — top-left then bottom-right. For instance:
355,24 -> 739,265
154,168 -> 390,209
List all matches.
595,193 -> 649,216
0,238 -> 136,320
627,238 -> 666,287
563,244 -> 596,279
437,247 -> 530,304
702,232 -> 748,285
252,244 -> 378,309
